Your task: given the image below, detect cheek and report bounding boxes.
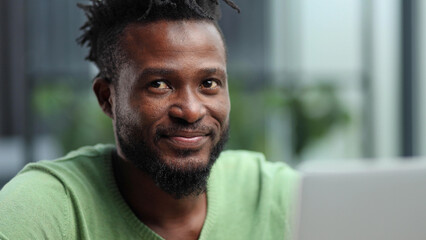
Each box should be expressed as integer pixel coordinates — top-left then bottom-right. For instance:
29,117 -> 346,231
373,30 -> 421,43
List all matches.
135,97 -> 169,123
208,96 -> 231,125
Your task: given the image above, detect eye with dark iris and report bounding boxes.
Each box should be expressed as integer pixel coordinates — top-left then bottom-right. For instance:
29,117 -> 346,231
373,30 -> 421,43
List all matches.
150,80 -> 169,89
201,79 -> 218,89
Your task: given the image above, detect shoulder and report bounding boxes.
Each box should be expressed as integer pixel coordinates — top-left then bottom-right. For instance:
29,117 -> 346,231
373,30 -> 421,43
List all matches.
211,149 -> 300,205
21,144 -> 115,188
207,150 -> 300,239
213,150 -> 299,185
26,144 -> 115,173
0,166 -> 71,239
0,144 -> 115,240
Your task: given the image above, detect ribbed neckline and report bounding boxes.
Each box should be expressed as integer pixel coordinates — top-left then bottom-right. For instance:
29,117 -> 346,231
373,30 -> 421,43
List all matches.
100,145 -> 219,240
198,163 -> 220,240
103,146 -> 164,240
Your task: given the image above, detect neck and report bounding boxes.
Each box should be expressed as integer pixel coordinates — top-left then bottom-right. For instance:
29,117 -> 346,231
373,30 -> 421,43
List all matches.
112,150 -> 207,239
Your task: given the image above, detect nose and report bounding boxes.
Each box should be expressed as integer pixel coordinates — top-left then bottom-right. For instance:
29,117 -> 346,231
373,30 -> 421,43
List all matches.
168,88 -> 207,124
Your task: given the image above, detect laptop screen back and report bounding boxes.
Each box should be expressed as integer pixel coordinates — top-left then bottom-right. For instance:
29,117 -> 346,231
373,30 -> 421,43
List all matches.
293,160 -> 426,240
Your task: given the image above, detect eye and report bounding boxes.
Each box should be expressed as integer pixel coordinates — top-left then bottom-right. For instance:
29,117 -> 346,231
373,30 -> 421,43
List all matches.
200,79 -> 219,89
149,80 -> 169,89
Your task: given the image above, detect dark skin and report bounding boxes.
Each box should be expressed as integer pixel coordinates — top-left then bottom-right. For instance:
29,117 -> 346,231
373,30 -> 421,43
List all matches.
93,20 -> 230,240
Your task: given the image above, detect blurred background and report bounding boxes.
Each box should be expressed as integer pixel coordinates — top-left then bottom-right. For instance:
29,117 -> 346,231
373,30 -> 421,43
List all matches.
0,0 -> 425,187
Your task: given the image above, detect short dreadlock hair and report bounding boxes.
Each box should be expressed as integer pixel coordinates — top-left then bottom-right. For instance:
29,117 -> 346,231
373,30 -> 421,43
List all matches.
77,0 -> 240,83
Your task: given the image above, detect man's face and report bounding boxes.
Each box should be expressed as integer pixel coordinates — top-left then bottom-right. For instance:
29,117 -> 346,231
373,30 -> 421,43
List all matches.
112,20 -> 230,198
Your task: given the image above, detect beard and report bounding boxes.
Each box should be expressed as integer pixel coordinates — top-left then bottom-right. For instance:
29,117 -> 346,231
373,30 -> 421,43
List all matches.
115,110 -> 229,199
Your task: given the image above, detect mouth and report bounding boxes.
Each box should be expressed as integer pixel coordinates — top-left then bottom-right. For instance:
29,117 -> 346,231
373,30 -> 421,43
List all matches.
162,131 -> 211,150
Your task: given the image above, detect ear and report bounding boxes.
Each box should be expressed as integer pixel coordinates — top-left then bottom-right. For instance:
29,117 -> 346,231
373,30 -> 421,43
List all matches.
93,78 -> 114,119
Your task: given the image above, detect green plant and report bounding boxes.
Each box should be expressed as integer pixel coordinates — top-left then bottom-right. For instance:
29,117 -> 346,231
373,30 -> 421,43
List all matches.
265,81 -> 350,158
33,82 -> 114,153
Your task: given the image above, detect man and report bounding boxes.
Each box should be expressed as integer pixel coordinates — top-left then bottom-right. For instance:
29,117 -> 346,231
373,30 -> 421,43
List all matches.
0,0 -> 298,239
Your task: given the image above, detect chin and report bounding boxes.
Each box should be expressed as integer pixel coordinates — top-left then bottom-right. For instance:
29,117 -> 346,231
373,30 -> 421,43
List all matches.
159,147 -> 213,171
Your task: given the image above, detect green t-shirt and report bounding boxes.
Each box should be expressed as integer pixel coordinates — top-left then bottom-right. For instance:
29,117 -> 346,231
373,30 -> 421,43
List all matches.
0,144 -> 299,240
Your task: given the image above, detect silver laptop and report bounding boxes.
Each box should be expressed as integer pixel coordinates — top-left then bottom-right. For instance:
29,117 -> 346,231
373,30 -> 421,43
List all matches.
292,158 -> 426,240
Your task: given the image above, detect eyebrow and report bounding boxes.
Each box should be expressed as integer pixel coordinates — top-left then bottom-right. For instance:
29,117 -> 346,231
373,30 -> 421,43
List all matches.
137,67 -> 226,80
139,68 -> 174,77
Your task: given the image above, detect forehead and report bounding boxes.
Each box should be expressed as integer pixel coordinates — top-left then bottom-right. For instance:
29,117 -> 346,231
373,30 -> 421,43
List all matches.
119,20 -> 226,66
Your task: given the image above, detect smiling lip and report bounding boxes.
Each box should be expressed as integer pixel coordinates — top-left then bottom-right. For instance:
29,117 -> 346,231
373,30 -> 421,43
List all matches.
163,132 -> 210,149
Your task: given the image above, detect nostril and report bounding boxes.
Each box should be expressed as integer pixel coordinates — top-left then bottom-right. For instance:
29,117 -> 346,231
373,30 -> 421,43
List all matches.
169,105 -> 183,118
169,116 -> 203,126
